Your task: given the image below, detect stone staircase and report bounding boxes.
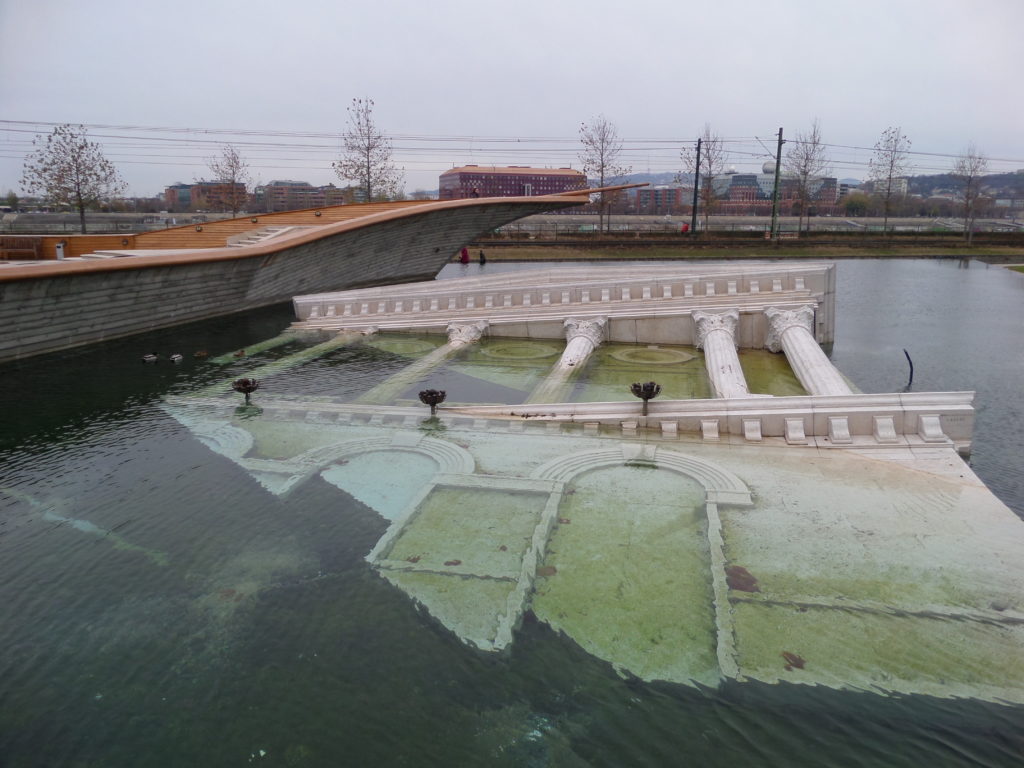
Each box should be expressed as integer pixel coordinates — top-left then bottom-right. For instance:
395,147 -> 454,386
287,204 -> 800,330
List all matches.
227,225 -> 302,247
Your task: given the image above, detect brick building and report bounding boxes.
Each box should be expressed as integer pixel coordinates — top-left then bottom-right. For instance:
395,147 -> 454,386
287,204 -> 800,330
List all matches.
164,181 -> 248,213
439,166 -> 586,199
253,181 -> 351,212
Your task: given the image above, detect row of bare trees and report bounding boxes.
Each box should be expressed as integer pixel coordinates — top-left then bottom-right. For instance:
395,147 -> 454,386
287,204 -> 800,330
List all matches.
19,101 -> 404,232
576,116 -> 991,237
19,114 -> 992,236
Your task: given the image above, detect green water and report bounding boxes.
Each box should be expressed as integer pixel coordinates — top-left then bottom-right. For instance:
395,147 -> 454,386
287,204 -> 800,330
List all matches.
2,261 -> 1024,767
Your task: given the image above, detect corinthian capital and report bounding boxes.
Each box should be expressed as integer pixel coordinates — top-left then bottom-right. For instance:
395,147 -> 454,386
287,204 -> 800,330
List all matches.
446,320 -> 488,346
764,305 -> 815,353
692,309 -> 740,350
564,316 -> 607,346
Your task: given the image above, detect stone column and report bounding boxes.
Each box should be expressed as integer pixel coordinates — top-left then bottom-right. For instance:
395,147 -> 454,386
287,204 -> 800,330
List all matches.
356,321 -> 488,405
692,309 -> 751,399
764,306 -> 852,396
526,316 -> 607,404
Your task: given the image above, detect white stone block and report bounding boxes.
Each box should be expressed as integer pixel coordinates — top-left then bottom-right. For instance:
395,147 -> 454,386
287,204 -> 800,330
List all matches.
750,280 -> 760,293
701,419 -> 720,441
581,290 -> 590,303
326,305 -> 336,316
772,278 -> 783,292
873,415 -> 899,443
448,298 -> 457,310
828,416 -> 852,444
918,414 -> 947,442
601,288 -> 611,302
621,288 -> 630,301
621,420 -> 638,435
412,300 -> 421,312
705,282 -> 715,296
795,277 -> 805,290
660,420 -> 678,437
485,295 -> 494,308
561,291 -> 570,304
503,295 -> 512,307
523,294 -> 531,306
727,281 -> 737,295
541,292 -> 551,305
642,286 -> 652,299
430,299 -> 439,311
395,301 -> 403,312
743,418 -> 763,442
343,304 -> 352,316
684,283 -> 694,297
662,286 -> 672,298
785,417 -> 808,444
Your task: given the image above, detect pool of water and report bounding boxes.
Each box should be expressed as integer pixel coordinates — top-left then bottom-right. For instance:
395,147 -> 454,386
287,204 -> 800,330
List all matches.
1,259 -> 1022,767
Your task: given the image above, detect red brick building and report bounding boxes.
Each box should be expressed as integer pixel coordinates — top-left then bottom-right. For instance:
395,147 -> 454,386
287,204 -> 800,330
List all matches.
439,166 -> 586,199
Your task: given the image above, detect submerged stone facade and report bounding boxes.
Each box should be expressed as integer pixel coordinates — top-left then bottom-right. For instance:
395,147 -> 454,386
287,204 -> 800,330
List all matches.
158,262 -> 1024,705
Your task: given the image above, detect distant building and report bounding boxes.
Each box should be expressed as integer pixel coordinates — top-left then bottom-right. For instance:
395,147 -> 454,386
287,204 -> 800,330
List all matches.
694,163 -> 839,215
439,166 -> 586,200
635,186 -> 689,215
164,181 -> 247,213
253,181 -> 351,212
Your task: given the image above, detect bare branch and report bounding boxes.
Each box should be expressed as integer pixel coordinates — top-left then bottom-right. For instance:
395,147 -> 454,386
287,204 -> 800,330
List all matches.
20,124 -> 126,233
578,115 -> 631,232
868,126 -> 912,232
952,143 -> 989,244
679,123 -> 726,232
784,119 -> 830,232
201,144 -> 251,217
333,98 -> 404,202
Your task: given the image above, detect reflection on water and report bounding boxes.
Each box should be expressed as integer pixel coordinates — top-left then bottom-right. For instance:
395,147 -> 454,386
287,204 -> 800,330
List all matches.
1,261 -> 1023,766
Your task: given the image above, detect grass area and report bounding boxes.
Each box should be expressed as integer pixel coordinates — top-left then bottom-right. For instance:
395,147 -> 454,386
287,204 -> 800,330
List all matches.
470,244 -> 1024,262
1010,265 -> 1024,273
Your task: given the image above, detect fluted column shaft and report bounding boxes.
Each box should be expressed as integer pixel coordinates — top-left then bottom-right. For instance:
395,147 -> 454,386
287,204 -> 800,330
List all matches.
527,316 -> 607,404
765,306 -> 852,396
692,309 -> 750,399
356,321 -> 487,405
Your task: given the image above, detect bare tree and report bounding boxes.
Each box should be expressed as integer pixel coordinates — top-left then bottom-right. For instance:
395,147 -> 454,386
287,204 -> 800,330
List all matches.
333,98 -> 403,202
784,119 -> 830,233
20,124 -> 126,233
578,115 -> 631,233
202,144 -> 251,217
868,126 -> 911,234
952,143 -> 989,244
679,123 -> 725,233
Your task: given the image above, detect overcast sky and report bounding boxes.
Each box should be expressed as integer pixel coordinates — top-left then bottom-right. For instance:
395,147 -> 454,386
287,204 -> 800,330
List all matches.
2,0 -> 1021,197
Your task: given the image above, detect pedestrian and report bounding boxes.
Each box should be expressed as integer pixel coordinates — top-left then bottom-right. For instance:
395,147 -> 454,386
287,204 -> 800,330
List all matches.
460,247 -> 469,264
478,250 -> 486,265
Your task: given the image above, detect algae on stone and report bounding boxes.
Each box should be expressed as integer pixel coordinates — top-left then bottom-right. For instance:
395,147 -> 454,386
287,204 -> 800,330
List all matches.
531,465 -> 719,686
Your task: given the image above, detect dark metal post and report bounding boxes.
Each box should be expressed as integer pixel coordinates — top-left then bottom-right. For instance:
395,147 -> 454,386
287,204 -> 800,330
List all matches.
689,138 -> 701,234
770,127 -> 784,241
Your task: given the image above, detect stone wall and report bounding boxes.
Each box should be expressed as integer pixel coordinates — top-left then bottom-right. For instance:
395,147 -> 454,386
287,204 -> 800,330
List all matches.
0,200 -> 579,362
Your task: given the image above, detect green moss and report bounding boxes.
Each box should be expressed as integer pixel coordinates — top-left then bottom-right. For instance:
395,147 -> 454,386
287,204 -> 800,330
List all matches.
733,602 -> 1024,693
389,487 -> 546,575
737,349 -> 806,396
531,466 -> 718,685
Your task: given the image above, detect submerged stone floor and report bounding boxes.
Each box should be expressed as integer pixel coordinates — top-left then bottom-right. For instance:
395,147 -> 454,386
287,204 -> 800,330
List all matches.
164,391 -> 1024,706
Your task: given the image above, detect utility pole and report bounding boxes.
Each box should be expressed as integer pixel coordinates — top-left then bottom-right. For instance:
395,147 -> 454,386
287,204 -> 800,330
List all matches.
770,127 -> 784,242
689,138 -> 702,234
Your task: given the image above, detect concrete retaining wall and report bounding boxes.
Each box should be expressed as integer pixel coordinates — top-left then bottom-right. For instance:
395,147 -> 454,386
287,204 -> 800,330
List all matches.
0,200 -> 579,362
